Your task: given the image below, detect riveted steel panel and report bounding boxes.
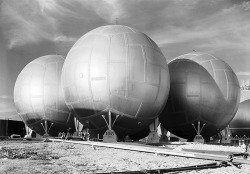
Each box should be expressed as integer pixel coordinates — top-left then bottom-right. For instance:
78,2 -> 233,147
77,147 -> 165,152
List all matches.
110,34 -> 127,62
109,62 -> 126,96
128,45 -> 144,82
159,52 -> 240,140
61,25 -> 170,139
14,55 -> 75,136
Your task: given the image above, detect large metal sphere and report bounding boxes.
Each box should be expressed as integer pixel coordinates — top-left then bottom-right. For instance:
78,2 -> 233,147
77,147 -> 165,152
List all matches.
159,52 -> 240,140
230,99 -> 250,137
14,55 -> 75,136
61,25 -> 170,138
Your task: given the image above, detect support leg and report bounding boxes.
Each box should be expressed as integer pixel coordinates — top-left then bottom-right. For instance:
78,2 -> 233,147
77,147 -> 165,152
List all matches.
193,121 -> 205,143
159,124 -> 169,142
221,125 -> 231,144
41,120 -> 50,137
24,125 -> 33,139
146,118 -> 160,144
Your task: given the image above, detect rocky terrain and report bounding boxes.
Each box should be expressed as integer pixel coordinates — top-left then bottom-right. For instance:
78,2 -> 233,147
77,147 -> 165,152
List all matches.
0,140 -> 250,173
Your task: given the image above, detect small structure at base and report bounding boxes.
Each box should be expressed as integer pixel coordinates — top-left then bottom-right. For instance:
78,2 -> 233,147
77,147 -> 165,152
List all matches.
72,117 -> 84,138
220,126 -> 231,143
192,121 -> 205,143
102,111 -> 117,143
193,134 -> 204,143
146,118 -> 160,144
24,125 -> 33,139
103,129 -> 117,143
41,120 -> 52,138
146,131 -> 160,144
159,124 -> 169,142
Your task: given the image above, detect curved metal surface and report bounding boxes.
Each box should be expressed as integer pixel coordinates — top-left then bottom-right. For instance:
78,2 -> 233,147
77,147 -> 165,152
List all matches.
61,25 -> 170,138
230,99 -> 250,136
14,55 -> 75,136
159,52 -> 240,140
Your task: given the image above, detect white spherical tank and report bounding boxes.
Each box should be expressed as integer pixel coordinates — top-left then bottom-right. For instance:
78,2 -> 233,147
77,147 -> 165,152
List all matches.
61,25 -> 170,138
14,55 -> 75,136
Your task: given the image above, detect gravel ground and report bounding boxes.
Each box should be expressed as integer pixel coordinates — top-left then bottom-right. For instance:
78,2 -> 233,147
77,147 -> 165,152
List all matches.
0,141 -> 250,174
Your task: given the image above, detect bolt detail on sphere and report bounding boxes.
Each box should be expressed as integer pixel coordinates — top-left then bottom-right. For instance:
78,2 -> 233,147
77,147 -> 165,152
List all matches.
61,25 -> 170,139
14,55 -> 75,137
159,52 -> 240,140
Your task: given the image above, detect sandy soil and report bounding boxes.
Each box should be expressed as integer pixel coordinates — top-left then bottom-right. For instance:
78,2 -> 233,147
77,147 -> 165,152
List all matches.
0,140 -> 250,174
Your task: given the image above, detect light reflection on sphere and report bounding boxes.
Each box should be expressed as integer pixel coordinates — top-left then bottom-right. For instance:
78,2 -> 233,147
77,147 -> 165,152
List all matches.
14,55 -> 75,136
61,25 -> 170,138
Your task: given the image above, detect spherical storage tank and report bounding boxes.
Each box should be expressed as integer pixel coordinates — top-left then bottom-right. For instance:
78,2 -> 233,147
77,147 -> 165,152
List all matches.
14,55 -> 75,136
159,52 -> 240,140
230,99 -> 250,137
61,25 -> 170,139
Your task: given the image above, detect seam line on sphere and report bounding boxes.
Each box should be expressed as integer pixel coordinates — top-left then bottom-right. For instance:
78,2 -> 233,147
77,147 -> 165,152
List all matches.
224,70 -> 229,99
56,61 -> 59,113
66,112 -> 71,124
209,60 -> 216,81
88,32 -> 97,113
107,35 -> 111,109
155,66 -> 161,103
206,53 -> 218,60
190,54 -> 202,61
126,26 -> 136,33
144,34 -> 155,49
142,46 -> 146,83
124,33 -> 129,99
47,108 -> 69,114
42,62 -> 47,120
135,102 -> 143,118
99,26 -> 110,33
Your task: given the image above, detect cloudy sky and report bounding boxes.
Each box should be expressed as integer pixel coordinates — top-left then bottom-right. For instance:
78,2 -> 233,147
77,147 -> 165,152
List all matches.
0,0 -> 250,100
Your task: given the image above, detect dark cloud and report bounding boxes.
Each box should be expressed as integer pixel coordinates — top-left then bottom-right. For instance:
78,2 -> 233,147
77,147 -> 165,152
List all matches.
0,0 -> 250,97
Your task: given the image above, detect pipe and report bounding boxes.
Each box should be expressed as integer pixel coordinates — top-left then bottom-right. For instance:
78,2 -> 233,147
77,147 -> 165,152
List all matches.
99,162 -> 233,174
49,139 -> 250,165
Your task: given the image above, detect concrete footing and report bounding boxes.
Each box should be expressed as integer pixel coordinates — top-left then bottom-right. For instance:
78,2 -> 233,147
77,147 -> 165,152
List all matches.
146,131 -> 160,144
193,134 -> 204,143
103,129 -> 117,143
160,134 -> 169,142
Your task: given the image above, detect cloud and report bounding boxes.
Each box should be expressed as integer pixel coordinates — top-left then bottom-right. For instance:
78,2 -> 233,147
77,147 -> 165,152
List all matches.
0,0 -> 250,101
0,0 -> 87,49
0,0 -> 58,48
86,0 -> 127,23
148,0 -> 250,72
0,0 -> 118,49
155,1 -> 250,46
53,35 -> 77,43
0,0 -> 203,48
0,95 -> 13,99
53,35 -> 77,56
237,72 -> 250,76
1,0 -> 250,62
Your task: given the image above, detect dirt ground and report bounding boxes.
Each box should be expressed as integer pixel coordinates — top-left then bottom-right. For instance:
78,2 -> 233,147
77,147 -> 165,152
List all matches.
0,140 -> 250,174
